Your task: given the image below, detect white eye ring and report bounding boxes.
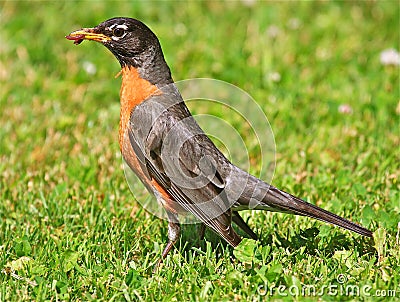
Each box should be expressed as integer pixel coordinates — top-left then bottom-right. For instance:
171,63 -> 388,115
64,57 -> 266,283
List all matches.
111,24 -> 128,41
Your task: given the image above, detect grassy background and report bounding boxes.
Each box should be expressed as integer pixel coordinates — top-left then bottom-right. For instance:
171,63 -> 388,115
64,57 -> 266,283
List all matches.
1,1 -> 399,301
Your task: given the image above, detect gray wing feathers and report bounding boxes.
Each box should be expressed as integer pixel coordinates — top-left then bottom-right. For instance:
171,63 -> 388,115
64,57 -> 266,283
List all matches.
129,88 -> 242,246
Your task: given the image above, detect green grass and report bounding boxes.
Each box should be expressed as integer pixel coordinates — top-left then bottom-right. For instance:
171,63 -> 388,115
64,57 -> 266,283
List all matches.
1,1 -> 399,301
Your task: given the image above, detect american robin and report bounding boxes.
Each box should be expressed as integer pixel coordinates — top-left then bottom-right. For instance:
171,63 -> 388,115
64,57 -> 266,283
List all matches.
66,17 -> 373,263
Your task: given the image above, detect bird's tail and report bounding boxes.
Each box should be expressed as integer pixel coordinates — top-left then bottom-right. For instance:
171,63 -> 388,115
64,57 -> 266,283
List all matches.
235,171 -> 373,238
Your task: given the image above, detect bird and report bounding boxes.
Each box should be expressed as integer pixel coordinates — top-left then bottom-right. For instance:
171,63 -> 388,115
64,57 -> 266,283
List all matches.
66,17 -> 373,263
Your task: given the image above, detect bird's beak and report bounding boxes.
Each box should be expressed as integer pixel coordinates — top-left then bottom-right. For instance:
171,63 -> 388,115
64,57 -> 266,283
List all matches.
66,27 -> 111,45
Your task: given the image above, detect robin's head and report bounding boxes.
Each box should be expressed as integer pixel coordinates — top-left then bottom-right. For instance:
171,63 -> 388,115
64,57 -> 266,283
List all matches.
67,17 -> 172,83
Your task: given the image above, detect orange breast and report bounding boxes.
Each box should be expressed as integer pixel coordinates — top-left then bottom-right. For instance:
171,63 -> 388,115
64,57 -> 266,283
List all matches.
119,66 -> 161,149
118,66 -> 186,215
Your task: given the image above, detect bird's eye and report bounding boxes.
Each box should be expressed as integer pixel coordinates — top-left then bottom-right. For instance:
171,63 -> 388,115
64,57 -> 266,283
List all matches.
113,27 -> 125,38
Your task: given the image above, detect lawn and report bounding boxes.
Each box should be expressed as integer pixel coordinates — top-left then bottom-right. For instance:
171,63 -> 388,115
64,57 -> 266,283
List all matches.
1,1 -> 399,301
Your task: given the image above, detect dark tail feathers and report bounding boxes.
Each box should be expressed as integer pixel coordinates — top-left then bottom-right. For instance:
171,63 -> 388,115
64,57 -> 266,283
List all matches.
236,171 -> 373,238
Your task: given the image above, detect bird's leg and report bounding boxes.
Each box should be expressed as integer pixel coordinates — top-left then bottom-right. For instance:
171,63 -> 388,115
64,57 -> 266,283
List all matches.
161,221 -> 181,259
154,211 -> 180,272
232,212 -> 258,240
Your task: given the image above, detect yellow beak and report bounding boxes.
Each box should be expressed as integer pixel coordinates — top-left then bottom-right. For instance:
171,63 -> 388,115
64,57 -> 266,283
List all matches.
66,28 -> 111,44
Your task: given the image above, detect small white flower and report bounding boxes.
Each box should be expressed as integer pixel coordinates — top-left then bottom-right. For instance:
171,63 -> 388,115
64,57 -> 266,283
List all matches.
268,71 -> 281,83
266,25 -> 280,39
338,104 -> 353,115
380,48 -> 400,66
241,0 -> 256,7
82,61 -> 97,75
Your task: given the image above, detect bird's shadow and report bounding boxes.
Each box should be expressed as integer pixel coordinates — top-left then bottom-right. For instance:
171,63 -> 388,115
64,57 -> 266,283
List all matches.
266,227 -> 375,258
174,224 -> 376,265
